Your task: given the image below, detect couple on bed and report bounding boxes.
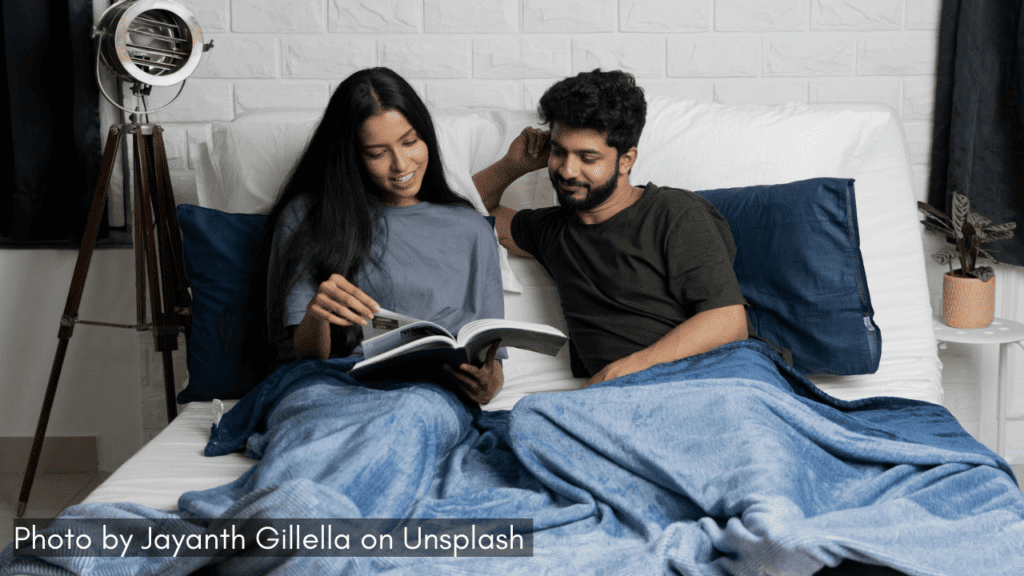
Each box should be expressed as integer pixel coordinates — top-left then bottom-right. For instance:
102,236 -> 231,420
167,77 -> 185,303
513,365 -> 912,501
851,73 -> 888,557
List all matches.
251,65 -> 777,519
269,66 -> 760,404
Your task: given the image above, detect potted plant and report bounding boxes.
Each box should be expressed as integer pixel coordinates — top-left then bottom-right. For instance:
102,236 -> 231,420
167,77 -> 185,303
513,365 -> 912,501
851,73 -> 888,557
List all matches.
918,192 -> 1016,329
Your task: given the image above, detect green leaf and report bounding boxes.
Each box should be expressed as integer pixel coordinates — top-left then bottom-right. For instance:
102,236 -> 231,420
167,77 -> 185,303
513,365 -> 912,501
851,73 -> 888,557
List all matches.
967,211 -> 992,228
931,246 -> 959,265
977,247 -> 1001,263
950,193 -> 970,236
986,222 -> 1017,234
917,201 -> 949,222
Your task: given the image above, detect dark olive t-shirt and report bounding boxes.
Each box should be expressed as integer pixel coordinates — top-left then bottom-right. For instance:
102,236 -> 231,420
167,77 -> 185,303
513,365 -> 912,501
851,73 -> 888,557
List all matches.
510,183 -> 750,377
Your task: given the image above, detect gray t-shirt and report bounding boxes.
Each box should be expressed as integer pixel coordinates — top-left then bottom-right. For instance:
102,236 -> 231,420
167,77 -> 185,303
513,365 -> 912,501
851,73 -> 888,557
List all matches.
270,199 -> 505,358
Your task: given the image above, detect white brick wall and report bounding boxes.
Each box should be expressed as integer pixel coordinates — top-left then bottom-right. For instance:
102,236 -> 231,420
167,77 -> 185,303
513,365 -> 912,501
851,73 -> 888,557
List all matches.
142,0 -> 941,197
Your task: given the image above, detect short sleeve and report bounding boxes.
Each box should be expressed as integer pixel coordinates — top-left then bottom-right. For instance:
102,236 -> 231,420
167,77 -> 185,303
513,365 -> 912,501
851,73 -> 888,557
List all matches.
667,200 -> 747,315
509,208 -> 541,259
267,199 -> 315,328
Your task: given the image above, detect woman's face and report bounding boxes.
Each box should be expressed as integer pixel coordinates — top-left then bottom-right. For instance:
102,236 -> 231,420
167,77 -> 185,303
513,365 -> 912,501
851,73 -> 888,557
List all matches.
358,109 -> 428,206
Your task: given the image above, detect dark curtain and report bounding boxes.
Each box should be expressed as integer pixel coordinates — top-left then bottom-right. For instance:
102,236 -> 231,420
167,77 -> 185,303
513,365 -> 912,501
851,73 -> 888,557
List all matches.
1,0 -> 103,246
929,0 -> 1024,267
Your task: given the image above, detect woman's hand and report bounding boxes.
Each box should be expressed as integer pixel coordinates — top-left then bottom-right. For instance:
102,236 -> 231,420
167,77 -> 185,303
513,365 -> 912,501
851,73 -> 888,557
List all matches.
307,273 -> 380,326
504,127 -> 550,176
444,340 -> 504,405
295,274 -> 379,360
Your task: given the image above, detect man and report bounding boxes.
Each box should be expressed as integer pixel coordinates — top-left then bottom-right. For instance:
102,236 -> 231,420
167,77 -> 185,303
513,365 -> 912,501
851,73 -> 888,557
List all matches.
473,69 -> 751,387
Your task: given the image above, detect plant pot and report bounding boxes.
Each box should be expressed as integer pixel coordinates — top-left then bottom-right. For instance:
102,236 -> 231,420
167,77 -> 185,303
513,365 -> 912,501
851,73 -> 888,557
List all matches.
942,271 -> 995,329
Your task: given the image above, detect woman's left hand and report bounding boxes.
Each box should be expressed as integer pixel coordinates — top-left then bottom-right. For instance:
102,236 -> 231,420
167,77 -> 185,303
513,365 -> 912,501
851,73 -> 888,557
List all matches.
444,340 -> 503,405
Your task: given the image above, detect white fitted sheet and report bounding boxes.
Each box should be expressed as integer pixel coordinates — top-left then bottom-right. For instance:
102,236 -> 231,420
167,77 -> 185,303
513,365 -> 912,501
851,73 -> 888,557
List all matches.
82,400 -> 251,510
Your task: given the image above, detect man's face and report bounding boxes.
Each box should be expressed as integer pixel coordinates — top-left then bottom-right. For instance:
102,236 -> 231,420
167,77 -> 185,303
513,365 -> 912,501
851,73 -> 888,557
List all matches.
547,123 -> 621,212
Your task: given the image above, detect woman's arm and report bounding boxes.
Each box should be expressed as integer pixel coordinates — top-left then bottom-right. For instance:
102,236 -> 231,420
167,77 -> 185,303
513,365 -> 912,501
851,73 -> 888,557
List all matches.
293,273 -> 379,360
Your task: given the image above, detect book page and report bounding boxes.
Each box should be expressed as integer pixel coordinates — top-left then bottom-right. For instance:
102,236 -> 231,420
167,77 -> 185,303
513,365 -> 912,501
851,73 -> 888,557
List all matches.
361,308 -> 423,341
456,319 -> 568,364
360,308 -> 453,358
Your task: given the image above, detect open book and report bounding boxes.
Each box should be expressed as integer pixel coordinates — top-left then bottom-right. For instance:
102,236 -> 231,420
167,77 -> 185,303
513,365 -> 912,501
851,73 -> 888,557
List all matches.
349,308 -> 568,380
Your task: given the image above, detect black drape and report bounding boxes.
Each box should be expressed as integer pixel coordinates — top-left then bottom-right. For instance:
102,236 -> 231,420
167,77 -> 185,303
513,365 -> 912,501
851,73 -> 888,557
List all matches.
929,0 -> 1024,267
1,0 -> 102,246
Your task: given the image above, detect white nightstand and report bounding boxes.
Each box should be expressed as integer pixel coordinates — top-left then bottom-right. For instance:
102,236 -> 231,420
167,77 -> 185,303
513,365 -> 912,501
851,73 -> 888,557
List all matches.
933,315 -> 1024,457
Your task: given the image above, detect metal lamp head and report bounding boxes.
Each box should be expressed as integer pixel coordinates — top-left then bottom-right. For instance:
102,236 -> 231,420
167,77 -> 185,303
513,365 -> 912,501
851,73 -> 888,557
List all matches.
96,0 -> 205,88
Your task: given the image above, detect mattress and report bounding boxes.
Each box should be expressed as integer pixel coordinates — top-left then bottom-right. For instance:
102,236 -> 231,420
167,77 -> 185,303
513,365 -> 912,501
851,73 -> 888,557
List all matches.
82,400 -> 251,510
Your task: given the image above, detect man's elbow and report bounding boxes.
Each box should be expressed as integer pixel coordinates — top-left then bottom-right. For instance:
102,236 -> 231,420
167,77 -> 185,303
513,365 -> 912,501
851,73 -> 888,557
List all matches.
716,305 -> 749,345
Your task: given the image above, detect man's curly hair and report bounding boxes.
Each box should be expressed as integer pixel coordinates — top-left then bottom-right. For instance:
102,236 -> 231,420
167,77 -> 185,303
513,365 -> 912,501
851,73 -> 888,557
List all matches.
538,69 -> 647,156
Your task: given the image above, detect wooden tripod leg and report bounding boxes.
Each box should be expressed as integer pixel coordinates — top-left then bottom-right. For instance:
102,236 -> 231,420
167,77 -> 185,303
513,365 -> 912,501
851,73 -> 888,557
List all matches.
134,127 -> 181,421
17,127 -> 122,517
149,128 -> 191,420
150,128 -> 192,319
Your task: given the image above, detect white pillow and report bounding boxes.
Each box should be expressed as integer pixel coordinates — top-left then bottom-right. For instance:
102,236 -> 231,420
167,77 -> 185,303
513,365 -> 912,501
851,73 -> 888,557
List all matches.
482,100 -> 942,405
633,99 -> 941,403
191,107 -> 523,293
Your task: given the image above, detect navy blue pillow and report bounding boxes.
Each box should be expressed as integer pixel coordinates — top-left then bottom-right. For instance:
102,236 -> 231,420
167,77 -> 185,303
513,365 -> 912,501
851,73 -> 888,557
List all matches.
696,178 -> 881,375
176,204 -> 269,402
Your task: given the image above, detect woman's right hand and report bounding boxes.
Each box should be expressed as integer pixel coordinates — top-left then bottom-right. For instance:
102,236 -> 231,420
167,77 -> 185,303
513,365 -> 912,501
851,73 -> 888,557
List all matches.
307,273 -> 380,326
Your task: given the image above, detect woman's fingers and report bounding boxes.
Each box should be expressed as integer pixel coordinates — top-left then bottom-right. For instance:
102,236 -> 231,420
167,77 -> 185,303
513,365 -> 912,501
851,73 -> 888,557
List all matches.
309,274 -> 380,325
443,340 -> 503,404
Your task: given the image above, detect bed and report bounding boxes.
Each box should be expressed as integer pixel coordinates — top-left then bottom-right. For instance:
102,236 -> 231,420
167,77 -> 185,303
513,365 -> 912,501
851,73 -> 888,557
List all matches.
5,98 -> 1024,575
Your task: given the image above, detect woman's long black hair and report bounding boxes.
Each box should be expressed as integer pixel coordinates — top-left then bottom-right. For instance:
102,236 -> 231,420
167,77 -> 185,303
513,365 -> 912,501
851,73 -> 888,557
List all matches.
260,67 -> 472,357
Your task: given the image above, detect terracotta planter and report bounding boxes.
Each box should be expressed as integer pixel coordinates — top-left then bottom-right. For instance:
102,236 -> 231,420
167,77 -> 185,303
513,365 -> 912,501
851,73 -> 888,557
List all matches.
942,272 -> 995,329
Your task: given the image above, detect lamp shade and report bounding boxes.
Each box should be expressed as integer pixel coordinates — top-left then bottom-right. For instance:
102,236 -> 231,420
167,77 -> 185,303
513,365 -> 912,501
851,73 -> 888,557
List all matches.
96,0 -> 204,87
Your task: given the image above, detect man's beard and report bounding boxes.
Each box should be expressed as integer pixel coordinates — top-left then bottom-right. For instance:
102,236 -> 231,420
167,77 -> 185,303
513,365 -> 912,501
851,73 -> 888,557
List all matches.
550,171 -> 618,212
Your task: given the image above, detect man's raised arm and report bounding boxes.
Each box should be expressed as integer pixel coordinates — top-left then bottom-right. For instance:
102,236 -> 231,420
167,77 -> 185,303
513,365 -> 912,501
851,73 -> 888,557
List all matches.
473,127 -> 550,258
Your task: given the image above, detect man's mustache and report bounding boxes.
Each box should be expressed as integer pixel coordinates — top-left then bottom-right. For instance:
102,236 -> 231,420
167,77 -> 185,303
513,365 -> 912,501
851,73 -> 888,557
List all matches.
552,174 -> 588,189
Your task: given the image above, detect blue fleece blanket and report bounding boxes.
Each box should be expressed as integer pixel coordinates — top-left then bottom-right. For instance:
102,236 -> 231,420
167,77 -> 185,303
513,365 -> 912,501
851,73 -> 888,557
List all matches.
4,340 -> 1024,575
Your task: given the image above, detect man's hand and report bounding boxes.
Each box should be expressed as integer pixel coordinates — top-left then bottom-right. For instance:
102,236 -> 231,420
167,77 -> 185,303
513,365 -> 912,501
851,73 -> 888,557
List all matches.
584,305 -> 749,387
474,126 -> 550,214
585,354 -> 650,387
443,341 -> 504,404
504,127 -> 550,175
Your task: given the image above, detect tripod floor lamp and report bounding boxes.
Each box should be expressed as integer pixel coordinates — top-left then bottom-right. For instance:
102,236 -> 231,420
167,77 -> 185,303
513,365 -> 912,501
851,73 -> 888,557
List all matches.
17,0 -> 212,517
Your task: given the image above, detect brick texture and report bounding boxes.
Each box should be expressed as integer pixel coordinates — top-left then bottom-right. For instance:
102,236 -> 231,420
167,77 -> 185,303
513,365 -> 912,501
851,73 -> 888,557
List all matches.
231,0 -> 326,33
811,0 -> 902,30
330,0 -> 422,33
171,0 -> 939,127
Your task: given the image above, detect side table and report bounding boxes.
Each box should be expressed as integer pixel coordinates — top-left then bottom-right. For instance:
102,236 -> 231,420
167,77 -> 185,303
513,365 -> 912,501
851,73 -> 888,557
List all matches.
933,315 -> 1024,457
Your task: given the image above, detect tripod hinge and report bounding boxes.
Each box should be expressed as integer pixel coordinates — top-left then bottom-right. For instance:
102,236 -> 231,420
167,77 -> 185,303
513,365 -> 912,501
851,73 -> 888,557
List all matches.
57,315 -> 77,340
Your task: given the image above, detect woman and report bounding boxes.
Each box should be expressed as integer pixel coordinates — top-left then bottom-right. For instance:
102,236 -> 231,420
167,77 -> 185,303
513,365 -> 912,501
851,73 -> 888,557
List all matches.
199,68 -> 546,521
263,67 -> 542,404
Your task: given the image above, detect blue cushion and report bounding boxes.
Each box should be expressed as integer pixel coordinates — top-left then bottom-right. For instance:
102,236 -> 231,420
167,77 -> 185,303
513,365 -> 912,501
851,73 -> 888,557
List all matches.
696,178 -> 881,375
176,204 -> 269,402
